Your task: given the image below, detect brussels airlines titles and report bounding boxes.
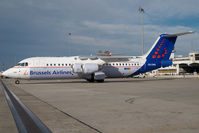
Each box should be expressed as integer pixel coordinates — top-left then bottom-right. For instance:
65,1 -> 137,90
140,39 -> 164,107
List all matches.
30,70 -> 73,76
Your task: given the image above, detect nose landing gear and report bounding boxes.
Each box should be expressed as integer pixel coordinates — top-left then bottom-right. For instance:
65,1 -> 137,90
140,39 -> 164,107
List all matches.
15,80 -> 20,84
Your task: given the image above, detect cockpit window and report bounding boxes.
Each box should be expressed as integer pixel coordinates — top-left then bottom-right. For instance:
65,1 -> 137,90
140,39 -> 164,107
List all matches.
17,62 -> 28,66
17,63 -> 22,66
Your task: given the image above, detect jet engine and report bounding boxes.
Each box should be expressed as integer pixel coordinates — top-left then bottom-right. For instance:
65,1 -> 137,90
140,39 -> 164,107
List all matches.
82,63 -> 99,74
72,63 -> 83,73
72,63 -> 100,74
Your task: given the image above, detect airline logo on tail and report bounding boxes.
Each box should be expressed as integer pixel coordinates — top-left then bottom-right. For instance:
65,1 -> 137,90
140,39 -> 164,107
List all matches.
152,38 -> 167,59
133,31 -> 195,75
146,34 -> 177,62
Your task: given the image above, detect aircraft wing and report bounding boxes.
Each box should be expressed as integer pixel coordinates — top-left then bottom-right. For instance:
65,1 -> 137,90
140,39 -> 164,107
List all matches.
79,56 -> 141,62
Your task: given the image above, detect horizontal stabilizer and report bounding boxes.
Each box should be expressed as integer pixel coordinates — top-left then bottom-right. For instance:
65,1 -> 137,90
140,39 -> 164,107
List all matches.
161,31 -> 195,38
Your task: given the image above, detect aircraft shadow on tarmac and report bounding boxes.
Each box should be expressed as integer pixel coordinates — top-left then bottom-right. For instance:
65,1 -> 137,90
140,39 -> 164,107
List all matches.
21,78 -> 174,84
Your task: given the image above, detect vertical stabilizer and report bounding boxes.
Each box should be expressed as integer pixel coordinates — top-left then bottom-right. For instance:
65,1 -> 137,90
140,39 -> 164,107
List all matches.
133,31 -> 195,75
145,34 -> 176,62
144,31 -> 195,63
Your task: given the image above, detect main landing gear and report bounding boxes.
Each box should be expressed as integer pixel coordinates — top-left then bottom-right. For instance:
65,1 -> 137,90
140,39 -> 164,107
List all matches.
86,79 -> 104,83
96,79 -> 104,83
86,74 -> 104,83
15,80 -> 20,84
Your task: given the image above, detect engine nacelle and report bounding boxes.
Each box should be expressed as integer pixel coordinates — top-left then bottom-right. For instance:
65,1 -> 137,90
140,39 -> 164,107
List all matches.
161,60 -> 172,68
82,63 -> 99,74
72,63 -> 83,73
72,63 -> 100,74
94,71 -> 106,80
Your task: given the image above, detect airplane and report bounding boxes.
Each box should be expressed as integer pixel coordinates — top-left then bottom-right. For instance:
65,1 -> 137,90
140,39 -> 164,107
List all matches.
2,31 -> 194,84
97,50 -> 112,56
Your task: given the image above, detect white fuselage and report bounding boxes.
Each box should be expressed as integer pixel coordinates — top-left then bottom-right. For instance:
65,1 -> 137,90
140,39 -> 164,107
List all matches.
3,56 -> 144,80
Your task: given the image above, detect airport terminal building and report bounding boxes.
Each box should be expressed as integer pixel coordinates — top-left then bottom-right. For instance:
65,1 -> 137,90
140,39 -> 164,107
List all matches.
148,52 -> 199,76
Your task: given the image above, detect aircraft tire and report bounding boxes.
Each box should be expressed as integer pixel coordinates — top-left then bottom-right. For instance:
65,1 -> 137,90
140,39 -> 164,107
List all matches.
15,80 -> 20,84
96,79 -> 104,83
86,73 -> 95,82
86,79 -> 95,82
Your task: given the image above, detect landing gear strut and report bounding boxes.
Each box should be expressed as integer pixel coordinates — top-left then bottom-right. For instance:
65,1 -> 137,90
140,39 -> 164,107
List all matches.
15,80 -> 20,84
86,73 -> 95,82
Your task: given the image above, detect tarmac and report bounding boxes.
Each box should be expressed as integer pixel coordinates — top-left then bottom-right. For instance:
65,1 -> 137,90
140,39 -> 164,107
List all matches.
1,77 -> 199,133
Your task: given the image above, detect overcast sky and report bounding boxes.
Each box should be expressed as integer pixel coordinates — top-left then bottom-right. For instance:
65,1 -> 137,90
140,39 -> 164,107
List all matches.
0,0 -> 199,69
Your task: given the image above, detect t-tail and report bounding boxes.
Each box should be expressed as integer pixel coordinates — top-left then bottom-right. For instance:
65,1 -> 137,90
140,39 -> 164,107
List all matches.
134,31 -> 195,75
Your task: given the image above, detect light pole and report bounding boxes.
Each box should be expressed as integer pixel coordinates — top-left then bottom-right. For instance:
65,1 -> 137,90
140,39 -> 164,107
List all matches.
67,33 -> 72,56
139,7 -> 145,55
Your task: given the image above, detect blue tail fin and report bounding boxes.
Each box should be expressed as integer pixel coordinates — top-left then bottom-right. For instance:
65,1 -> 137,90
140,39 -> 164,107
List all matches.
133,31 -> 195,75
145,31 -> 195,64
145,34 -> 176,62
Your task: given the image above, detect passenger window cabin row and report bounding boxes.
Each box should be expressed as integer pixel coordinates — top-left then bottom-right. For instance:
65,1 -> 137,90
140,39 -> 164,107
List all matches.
46,63 -> 72,67
103,63 -> 139,66
16,62 -> 139,67
45,63 -> 139,67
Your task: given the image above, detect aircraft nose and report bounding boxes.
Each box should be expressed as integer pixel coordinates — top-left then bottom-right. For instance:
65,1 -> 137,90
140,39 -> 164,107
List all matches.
2,70 -> 10,77
2,68 -> 16,78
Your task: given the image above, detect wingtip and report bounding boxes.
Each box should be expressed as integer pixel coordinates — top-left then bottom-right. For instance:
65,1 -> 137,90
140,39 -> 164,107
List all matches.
188,31 -> 195,34
161,31 -> 195,38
